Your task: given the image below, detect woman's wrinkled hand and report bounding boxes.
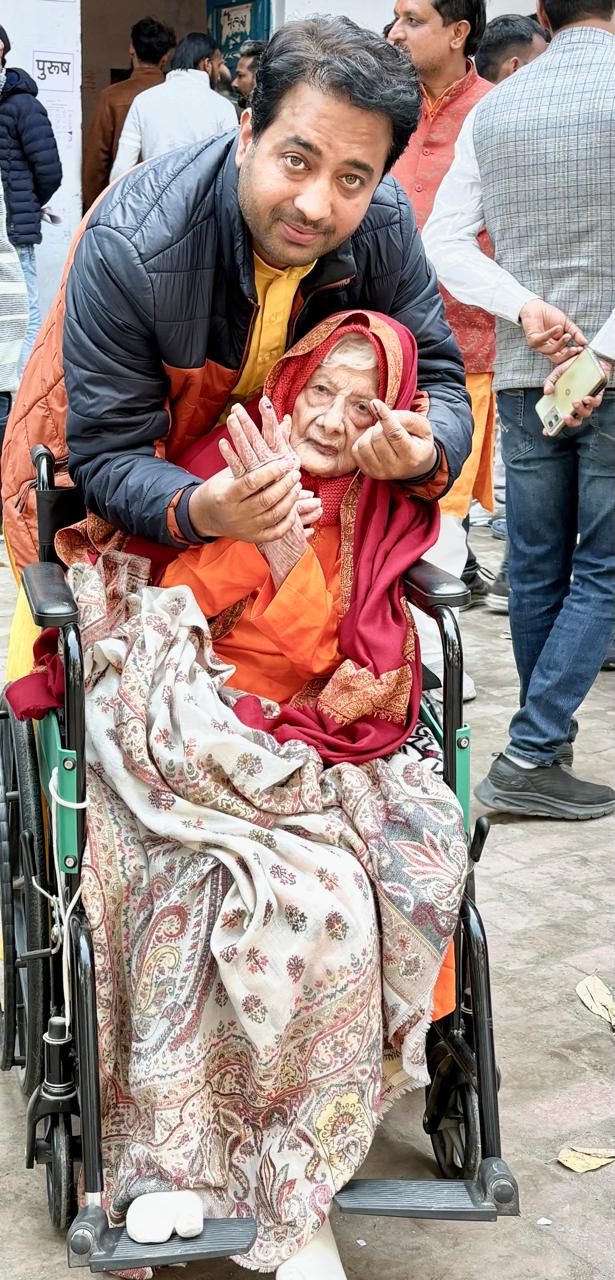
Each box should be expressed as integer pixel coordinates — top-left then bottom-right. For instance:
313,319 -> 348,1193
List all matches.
352,400 -> 438,481
187,400 -> 322,544
217,400 -> 321,587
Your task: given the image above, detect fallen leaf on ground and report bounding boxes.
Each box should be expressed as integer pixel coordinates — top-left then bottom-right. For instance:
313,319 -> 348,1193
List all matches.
558,1147 -> 615,1173
575,975 -> 615,1030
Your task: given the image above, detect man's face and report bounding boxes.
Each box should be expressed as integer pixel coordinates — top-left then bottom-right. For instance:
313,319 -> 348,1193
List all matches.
236,84 -> 392,268
208,48 -> 224,89
290,362 -> 379,477
389,0 -> 457,80
232,56 -> 256,101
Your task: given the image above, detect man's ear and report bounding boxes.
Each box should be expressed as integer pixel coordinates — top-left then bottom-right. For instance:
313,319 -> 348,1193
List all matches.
451,19 -> 471,51
536,1 -> 552,34
200,57 -> 212,74
236,109 -> 254,167
500,54 -> 521,79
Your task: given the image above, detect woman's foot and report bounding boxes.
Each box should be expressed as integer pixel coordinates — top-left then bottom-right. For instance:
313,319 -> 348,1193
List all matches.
276,1217 -> 347,1279
125,1190 -> 203,1244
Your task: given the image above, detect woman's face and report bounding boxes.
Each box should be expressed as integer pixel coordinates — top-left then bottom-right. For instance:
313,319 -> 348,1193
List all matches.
290,362 -> 379,477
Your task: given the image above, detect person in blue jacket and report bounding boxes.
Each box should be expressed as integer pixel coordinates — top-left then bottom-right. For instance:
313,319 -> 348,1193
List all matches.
0,24 -> 62,372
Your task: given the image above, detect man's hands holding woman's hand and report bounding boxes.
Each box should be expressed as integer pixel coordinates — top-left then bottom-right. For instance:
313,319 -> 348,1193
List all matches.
187,399 -> 322,545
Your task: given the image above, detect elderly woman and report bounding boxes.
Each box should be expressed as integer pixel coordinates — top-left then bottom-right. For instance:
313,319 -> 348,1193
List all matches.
54,311 -> 467,1280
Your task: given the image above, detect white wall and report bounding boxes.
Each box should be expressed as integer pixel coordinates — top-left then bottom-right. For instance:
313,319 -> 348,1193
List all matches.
2,0 -> 82,320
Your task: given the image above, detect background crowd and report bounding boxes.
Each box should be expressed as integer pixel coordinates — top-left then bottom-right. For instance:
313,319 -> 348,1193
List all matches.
0,1 -> 613,824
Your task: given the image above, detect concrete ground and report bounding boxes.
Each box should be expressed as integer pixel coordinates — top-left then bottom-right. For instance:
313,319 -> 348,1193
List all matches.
0,526 -> 613,1280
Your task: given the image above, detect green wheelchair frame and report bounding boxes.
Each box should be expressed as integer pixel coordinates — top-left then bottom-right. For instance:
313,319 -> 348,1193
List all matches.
0,445 -> 518,1273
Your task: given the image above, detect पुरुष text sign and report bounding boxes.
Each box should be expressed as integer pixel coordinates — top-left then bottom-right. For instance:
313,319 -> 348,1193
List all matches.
32,51 -> 74,92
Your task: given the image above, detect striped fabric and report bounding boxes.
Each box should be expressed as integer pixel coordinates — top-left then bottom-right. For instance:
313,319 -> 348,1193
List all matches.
0,183 -> 27,392
472,27 -> 615,391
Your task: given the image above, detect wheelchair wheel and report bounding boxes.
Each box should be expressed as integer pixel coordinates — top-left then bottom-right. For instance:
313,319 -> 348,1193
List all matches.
46,1114 -> 77,1231
427,1075 -> 481,1181
0,697 -> 49,1096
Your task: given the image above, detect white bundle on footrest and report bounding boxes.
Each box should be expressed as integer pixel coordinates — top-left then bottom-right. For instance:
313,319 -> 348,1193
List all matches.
125,1190 -> 203,1244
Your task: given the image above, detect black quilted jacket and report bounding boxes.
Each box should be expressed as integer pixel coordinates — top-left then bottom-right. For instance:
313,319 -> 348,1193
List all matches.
63,132 -> 472,545
0,68 -> 62,246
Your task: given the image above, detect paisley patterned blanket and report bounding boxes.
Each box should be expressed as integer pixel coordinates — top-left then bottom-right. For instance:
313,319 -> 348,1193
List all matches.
70,553 -> 467,1274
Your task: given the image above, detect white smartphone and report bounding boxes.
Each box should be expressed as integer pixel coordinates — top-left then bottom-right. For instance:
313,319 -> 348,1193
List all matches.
535,347 -> 608,437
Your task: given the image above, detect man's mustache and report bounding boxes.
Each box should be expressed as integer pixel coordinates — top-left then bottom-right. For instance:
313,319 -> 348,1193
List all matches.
275,210 -> 336,237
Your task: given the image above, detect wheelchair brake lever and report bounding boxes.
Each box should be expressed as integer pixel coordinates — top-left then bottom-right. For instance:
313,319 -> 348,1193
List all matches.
469,814 -> 490,864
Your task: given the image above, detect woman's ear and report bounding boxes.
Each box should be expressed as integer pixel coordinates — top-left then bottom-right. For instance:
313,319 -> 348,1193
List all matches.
236,110 -> 254,166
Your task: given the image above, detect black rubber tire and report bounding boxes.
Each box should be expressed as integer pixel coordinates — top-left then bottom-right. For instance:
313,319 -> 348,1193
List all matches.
0,696 -> 49,1096
46,1114 -> 77,1231
0,740 -> 17,1071
428,1076 -> 481,1181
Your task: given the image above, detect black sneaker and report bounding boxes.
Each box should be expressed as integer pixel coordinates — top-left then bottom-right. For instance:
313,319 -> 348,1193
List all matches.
554,742 -> 574,768
460,567 -> 495,611
475,753 -> 615,820
485,568 -> 510,615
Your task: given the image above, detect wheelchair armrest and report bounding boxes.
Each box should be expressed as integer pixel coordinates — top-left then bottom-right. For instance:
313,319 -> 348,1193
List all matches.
22,562 -> 79,628
403,559 -> 470,614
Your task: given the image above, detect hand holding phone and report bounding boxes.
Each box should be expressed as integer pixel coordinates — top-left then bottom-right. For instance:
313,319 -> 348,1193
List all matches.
535,348 -> 609,437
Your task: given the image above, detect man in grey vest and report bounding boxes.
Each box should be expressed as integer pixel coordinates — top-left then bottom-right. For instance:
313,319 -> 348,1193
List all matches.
423,0 -> 615,820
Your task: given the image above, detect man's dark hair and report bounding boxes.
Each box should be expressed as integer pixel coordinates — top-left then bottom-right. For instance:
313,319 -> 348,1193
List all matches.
239,39 -> 266,70
250,16 -> 422,173
130,17 -> 176,65
171,32 -> 218,72
0,24 -> 11,68
539,0 -> 613,30
432,0 -> 487,57
476,14 -> 544,80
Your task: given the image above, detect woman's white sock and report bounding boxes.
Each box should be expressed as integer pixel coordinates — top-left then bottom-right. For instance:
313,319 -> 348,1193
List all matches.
125,1190 -> 203,1244
276,1217 -> 347,1279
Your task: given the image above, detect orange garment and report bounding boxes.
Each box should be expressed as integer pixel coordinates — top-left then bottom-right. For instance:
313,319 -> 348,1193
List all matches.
440,371 -> 495,518
162,527 -> 342,702
164,525 -> 456,1020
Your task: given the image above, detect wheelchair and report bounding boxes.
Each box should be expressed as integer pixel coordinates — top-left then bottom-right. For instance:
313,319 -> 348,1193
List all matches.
0,445 -> 519,1272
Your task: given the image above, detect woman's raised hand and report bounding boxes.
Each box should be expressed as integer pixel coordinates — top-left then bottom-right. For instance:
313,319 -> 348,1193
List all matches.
352,400 -> 438,481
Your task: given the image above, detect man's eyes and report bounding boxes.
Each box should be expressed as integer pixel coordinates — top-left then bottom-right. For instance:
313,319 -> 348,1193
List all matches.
283,154 -> 307,170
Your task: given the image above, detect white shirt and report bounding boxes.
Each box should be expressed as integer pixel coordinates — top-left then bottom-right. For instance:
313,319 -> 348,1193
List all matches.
110,70 -> 237,181
422,106 -> 615,362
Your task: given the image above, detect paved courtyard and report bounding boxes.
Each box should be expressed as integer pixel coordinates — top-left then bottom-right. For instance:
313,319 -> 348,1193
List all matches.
0,526 -> 613,1280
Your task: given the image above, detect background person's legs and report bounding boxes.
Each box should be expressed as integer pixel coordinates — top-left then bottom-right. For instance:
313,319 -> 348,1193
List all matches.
16,245 -> 42,376
506,392 -> 615,765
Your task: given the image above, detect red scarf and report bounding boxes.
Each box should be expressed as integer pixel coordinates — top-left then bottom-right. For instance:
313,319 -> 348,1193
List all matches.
214,311 -> 438,763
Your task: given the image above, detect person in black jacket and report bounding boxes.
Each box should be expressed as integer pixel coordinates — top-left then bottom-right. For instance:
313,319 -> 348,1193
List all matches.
0,25 -> 62,372
58,16 -> 472,554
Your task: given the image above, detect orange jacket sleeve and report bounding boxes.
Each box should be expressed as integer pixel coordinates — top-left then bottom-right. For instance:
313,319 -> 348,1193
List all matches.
250,546 -> 342,680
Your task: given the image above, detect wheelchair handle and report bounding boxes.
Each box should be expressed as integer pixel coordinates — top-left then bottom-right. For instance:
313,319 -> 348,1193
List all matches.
31,444 -> 56,491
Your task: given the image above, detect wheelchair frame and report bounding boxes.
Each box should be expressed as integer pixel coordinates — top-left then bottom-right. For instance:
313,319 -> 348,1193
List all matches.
0,446 -> 519,1273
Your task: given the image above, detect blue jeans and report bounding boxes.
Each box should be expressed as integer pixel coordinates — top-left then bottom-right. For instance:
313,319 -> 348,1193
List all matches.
498,388 -> 615,765
16,245 -> 41,376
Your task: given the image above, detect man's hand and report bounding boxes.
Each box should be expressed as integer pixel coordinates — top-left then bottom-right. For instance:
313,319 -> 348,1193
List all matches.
519,300 -> 586,365
188,462 -> 303,543
543,353 -> 611,429
352,400 -> 438,481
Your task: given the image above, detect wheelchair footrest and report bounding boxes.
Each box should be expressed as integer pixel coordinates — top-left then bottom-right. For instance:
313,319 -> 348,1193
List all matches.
335,1177 -> 497,1221
70,1212 -> 257,1272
